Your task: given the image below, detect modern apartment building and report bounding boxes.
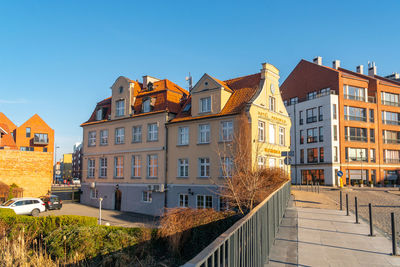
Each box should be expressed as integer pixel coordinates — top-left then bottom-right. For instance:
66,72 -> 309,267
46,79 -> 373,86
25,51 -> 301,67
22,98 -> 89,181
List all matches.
166,63 -> 291,210
80,76 -> 189,216
282,57 -> 400,185
72,142 -> 82,179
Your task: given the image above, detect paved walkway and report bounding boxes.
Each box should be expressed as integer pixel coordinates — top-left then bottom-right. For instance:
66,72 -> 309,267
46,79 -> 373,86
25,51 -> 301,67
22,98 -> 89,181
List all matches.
266,200 -> 400,266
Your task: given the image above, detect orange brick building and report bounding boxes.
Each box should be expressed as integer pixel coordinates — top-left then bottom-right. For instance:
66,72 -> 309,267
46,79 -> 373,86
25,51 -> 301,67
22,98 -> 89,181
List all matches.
282,58 -> 400,185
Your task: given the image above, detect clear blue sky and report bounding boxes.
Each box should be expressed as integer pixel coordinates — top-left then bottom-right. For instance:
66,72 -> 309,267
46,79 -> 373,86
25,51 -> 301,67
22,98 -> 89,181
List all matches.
0,0 -> 399,161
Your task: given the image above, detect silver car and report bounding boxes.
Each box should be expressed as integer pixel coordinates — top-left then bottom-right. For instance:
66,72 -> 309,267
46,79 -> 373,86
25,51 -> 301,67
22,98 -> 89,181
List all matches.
0,198 -> 46,216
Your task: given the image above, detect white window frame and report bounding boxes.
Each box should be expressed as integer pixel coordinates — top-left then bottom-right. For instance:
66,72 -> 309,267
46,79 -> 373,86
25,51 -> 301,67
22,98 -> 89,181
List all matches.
279,127 -> 285,146
178,158 -> 189,177
142,99 -> 151,113
88,159 -> 95,178
221,121 -> 233,141
132,126 -> 142,143
90,188 -> 98,199
196,195 -> 212,209
131,155 -> 141,178
100,130 -> 108,145
200,97 -> 211,113
88,131 -> 96,147
179,194 -> 188,207
198,157 -> 210,178
142,191 -> 152,203
198,124 -> 210,144
269,124 -> 276,144
96,109 -> 103,120
269,158 -> 275,167
116,99 -> 125,117
220,157 -> 233,177
258,121 -> 265,142
147,154 -> 158,178
178,127 -> 189,145
147,123 -> 158,141
115,127 -> 125,144
269,96 -> 276,112
99,157 -> 107,178
258,156 -> 265,169
114,156 -> 124,178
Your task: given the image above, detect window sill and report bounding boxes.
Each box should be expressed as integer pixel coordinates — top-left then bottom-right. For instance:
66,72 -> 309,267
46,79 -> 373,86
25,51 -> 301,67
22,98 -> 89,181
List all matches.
147,140 -> 159,142
176,176 -> 188,179
88,145 -> 96,147
87,177 -> 95,179
100,143 -> 108,146
146,177 -> 158,179
115,142 -> 125,145
198,111 -> 211,115
197,176 -> 210,179
113,177 -> 124,179
197,142 -> 210,145
99,177 -> 107,179
131,176 -> 142,179
218,140 -> 232,144
131,141 -> 142,144
177,144 -> 189,147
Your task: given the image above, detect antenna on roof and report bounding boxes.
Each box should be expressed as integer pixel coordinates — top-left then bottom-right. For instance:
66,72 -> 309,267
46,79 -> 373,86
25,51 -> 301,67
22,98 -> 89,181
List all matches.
185,73 -> 193,92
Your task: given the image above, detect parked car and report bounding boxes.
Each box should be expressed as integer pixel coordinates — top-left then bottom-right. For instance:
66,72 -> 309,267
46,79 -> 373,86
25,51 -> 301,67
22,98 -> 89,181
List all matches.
0,198 -> 46,216
40,195 -> 62,210
72,178 -> 80,185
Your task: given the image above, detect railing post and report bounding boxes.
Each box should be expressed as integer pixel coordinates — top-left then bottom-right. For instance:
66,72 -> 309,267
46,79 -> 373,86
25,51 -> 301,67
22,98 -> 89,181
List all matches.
355,197 -> 359,224
368,203 -> 375,237
391,212 -> 398,256
346,194 -> 349,216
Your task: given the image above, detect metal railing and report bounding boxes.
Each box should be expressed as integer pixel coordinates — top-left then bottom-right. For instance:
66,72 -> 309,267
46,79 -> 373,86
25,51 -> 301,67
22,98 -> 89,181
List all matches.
345,135 -> 368,142
383,138 -> 400,144
344,94 -> 365,102
382,120 -> 400,126
381,100 -> 400,107
182,181 -> 291,267
344,115 -> 367,122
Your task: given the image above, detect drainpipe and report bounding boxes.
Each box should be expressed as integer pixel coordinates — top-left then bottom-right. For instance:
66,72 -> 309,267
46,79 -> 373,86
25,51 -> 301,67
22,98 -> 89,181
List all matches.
293,103 -> 298,184
164,114 -> 169,212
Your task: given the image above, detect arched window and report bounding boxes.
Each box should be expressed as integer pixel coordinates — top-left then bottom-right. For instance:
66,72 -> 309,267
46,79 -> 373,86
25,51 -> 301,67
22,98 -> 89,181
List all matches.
143,99 -> 151,113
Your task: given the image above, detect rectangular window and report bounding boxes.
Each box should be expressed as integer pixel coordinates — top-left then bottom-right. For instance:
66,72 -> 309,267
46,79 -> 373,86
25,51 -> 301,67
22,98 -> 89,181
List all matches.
90,189 -> 98,199
220,157 -> 233,177
132,126 -> 142,143
300,130 -> 304,144
333,104 -> 337,119
197,195 -> 212,209
269,96 -> 276,112
258,156 -> 265,169
344,106 -> 367,121
333,125 -> 338,141
88,159 -> 95,178
100,130 -> 108,145
200,97 -> 211,113
20,146 -> 34,151
382,111 -> 400,125
114,156 -> 124,178
269,158 -> 275,167
178,158 -> 189,177
319,127 -> 323,142
307,148 -> 318,163
199,124 -> 210,144
131,155 -> 141,178
318,106 -> 323,121
334,146 -> 338,162
96,109 -> 103,121
197,195 -> 204,209
221,121 -> 233,141
370,129 -> 375,143
99,158 -> 107,178
279,127 -> 285,146
383,130 -> 400,144
307,128 -> 318,143
381,92 -> 400,107
369,109 -> 374,123
383,150 -> 400,163
344,127 -> 367,142
142,191 -> 152,203
26,127 -> 31,138
258,121 -> 265,142
269,124 -> 275,144
319,147 -> 324,163
178,126 -> 189,145
116,99 -> 125,117
345,148 -> 368,162
307,91 -> 317,100
290,97 -> 298,105
147,123 -> 158,141
370,149 -> 376,163
179,194 -> 188,207
198,158 -> 210,177
147,154 -> 158,178
344,85 -> 366,101
88,131 -> 96,147
300,149 -> 304,163
306,108 -> 317,123
115,127 -> 125,144
43,147 -> 47,152
299,111 -> 303,125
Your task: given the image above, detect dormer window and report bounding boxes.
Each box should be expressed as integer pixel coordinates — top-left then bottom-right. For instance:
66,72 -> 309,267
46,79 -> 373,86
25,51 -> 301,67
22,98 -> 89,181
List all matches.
200,97 -> 211,113
147,82 -> 153,91
143,99 -> 151,113
116,100 -> 125,117
119,86 -> 124,93
96,109 -> 103,120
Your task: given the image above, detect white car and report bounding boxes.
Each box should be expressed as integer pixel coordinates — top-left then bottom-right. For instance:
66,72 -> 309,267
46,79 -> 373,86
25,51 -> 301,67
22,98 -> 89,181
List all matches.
0,198 -> 46,216
72,178 -> 80,185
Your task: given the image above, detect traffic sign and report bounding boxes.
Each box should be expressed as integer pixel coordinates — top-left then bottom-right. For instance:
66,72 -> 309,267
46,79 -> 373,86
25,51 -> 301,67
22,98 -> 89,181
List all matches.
337,171 -> 343,177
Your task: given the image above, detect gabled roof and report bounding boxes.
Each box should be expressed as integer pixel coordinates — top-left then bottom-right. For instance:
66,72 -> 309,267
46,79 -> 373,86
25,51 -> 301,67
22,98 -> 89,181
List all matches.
171,72 -> 262,123
0,112 -> 17,132
0,123 -> 17,149
19,114 -> 53,130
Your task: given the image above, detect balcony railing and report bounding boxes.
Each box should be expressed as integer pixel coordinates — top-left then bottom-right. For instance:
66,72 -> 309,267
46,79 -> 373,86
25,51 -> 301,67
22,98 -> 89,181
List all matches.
382,120 -> 400,126
345,135 -> 368,142
344,94 -> 365,102
381,100 -> 400,107
307,136 -> 318,143
344,115 -> 367,122
383,138 -> 400,144
368,96 -> 376,103
347,157 -> 368,162
306,116 -> 317,123
33,135 -> 49,145
384,159 -> 400,164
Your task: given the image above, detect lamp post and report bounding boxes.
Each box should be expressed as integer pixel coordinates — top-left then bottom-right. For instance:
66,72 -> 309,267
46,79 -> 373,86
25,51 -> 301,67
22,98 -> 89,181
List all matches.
360,150 -> 363,184
54,145 -> 60,184
99,197 -> 103,225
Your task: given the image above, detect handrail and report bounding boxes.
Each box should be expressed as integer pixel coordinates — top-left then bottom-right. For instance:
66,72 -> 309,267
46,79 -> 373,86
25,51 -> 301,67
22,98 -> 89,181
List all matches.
182,180 -> 290,267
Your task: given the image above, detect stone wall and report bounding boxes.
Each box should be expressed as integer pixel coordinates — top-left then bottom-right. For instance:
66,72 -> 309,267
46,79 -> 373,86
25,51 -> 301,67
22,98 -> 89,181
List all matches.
0,149 -> 53,197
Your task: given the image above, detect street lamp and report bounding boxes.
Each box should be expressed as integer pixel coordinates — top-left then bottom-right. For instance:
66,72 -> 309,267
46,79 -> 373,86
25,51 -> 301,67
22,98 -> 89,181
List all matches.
90,182 -> 103,225
54,145 -> 60,183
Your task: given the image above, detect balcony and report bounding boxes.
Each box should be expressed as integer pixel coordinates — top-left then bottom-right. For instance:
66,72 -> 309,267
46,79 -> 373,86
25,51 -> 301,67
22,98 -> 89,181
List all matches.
345,135 -> 368,142
383,138 -> 400,144
344,94 -> 365,102
381,100 -> 400,107
344,115 -> 367,122
33,134 -> 49,145
384,159 -> 400,164
382,120 -> 400,126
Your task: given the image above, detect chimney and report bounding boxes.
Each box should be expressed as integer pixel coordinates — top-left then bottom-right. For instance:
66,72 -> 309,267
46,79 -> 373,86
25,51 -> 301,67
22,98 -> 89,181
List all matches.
368,62 -> 377,76
356,65 -> 364,74
260,62 -> 279,79
261,62 -> 268,79
313,56 -> 322,66
332,60 -> 340,69
384,72 -> 400,80
142,75 -> 160,89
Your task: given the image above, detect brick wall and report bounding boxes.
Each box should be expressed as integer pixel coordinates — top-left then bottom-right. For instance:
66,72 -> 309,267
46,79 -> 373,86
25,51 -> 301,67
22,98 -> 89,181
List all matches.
0,149 -> 53,197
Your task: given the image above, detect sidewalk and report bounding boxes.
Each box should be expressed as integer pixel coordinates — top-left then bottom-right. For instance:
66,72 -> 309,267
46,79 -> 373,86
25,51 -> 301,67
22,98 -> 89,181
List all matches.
266,199 -> 400,266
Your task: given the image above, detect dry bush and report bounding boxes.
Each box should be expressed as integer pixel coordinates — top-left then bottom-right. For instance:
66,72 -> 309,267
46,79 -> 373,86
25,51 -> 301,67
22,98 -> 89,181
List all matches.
158,208 -> 234,255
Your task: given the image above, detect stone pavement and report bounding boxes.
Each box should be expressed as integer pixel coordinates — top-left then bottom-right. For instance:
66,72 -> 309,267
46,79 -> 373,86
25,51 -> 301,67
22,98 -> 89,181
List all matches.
266,200 -> 400,266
